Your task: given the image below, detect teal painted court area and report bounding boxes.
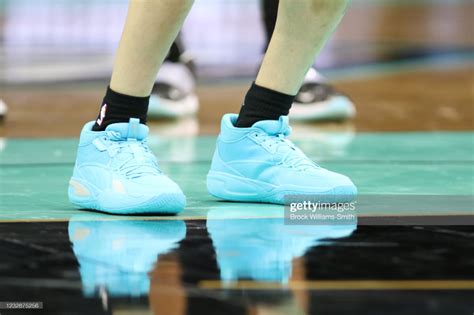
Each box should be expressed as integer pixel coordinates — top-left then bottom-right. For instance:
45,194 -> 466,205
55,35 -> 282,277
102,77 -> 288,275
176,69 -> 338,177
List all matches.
0,131 -> 473,222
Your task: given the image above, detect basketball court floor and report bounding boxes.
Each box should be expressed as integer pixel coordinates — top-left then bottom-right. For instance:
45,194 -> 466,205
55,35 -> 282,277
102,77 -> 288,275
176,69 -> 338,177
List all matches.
0,1 -> 473,314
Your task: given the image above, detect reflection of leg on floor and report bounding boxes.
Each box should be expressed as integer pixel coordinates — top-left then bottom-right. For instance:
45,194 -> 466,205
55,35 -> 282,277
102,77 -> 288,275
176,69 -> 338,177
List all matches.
177,222 -> 243,315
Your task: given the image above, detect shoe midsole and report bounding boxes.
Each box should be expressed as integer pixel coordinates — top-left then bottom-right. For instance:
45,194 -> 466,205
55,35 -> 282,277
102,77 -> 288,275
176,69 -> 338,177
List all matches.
207,171 -> 356,203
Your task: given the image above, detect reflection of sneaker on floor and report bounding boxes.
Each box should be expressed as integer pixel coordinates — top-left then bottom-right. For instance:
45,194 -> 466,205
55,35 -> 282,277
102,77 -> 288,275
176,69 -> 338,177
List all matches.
148,59 -> 199,119
207,208 -> 356,283
289,68 -> 355,121
68,118 -> 186,214
207,114 -> 357,204
0,99 -> 7,121
68,217 -> 186,297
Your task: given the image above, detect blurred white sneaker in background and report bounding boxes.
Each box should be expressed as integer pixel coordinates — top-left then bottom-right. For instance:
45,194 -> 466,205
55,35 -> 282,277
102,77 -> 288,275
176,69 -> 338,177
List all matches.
148,56 -> 199,119
290,68 -> 356,122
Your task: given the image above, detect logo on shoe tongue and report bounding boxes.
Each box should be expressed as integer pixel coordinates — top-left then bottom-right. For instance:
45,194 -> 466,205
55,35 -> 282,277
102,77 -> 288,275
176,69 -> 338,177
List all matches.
96,104 -> 108,126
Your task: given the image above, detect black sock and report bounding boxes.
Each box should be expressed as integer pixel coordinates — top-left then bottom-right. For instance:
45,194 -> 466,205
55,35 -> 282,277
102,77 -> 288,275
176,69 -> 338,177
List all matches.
92,86 -> 149,131
235,82 -> 295,128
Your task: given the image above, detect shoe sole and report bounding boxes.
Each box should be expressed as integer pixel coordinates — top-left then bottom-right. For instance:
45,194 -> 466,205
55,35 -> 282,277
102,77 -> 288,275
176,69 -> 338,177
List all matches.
207,171 -> 357,205
68,178 -> 185,215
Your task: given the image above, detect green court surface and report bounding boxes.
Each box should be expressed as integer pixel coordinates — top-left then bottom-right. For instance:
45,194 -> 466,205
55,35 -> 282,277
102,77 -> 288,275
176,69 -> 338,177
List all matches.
0,132 -> 473,222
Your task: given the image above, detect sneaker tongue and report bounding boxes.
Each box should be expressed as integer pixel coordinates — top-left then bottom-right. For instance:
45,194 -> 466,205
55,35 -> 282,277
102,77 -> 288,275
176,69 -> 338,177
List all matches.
105,118 -> 149,140
252,116 -> 291,136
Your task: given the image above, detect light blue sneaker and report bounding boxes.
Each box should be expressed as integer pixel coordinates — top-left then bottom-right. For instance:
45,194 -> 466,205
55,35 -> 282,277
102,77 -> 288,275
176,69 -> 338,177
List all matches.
68,118 -> 185,214
68,216 -> 186,297
207,114 -> 357,204
207,208 -> 356,283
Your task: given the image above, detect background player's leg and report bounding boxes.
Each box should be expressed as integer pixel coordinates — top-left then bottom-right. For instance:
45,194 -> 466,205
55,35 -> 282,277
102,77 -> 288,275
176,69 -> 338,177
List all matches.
257,0 -> 350,95
236,0 -> 350,127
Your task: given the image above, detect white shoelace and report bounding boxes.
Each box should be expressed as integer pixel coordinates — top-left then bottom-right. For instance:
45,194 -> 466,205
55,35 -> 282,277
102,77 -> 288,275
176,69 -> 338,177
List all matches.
256,132 -> 320,172
104,131 -> 162,179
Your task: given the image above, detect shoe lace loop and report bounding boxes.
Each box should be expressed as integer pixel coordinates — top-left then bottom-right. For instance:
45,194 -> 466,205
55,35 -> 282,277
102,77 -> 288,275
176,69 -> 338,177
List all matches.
257,132 -> 319,171
104,130 -> 161,178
